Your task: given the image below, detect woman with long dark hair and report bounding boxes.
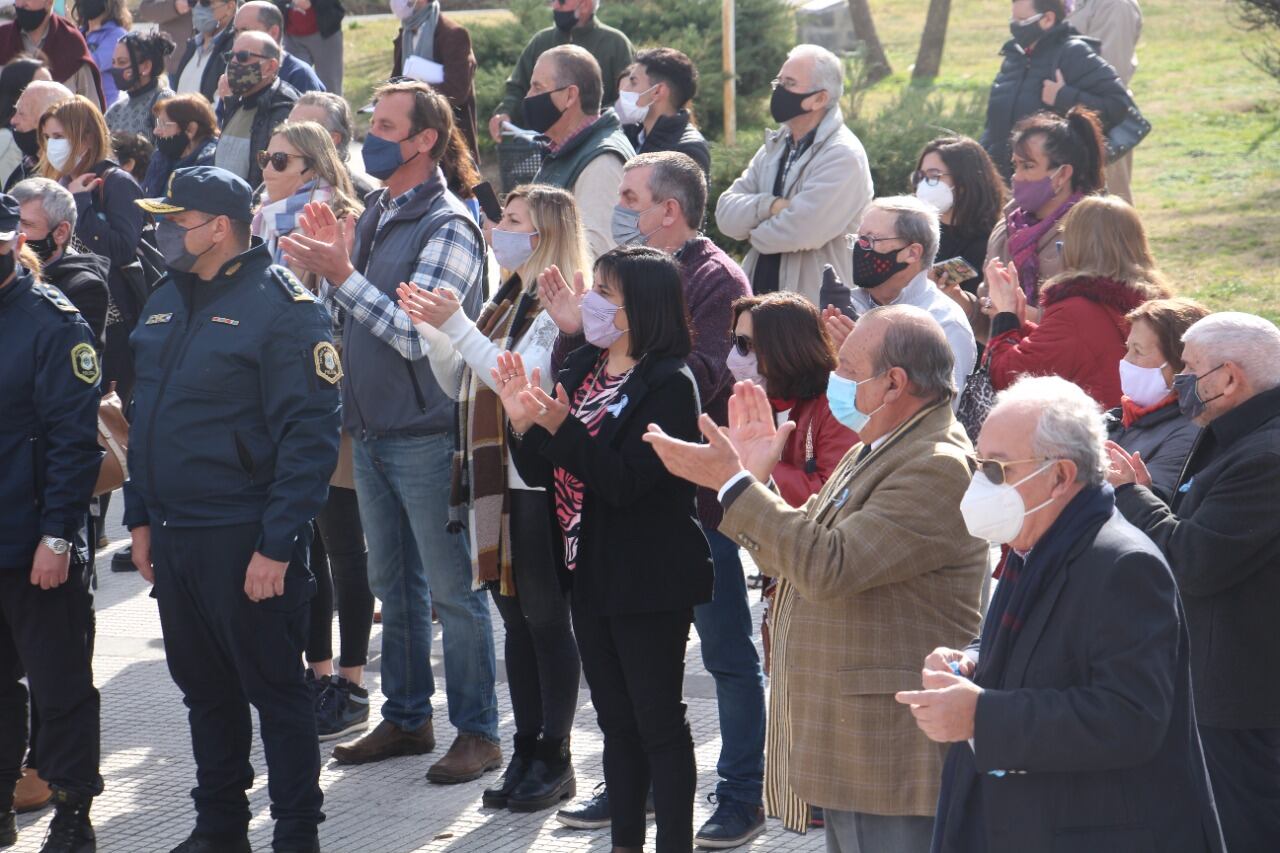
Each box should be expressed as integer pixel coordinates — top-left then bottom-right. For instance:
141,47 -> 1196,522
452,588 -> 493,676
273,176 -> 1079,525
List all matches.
910,135 -> 1006,321
496,245 -> 712,852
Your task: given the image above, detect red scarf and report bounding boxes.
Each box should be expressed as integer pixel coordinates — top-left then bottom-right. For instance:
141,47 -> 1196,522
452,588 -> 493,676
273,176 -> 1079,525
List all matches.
1120,392 -> 1178,429
0,16 -> 103,106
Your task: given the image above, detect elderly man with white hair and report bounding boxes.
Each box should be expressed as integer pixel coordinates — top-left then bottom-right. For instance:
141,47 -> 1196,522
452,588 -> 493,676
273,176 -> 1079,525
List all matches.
715,43 -> 873,303
899,375 -> 1225,853
7,80 -> 71,189
1108,311 -> 1280,853
645,304 -> 987,852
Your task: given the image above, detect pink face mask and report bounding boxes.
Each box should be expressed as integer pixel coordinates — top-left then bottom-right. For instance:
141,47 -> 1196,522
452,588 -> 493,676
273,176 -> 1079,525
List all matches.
725,345 -> 764,386
582,290 -> 627,349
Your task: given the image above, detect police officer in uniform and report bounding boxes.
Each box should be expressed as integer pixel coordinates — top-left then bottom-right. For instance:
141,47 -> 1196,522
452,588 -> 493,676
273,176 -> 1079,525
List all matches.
123,167 -> 341,853
0,192 -> 104,853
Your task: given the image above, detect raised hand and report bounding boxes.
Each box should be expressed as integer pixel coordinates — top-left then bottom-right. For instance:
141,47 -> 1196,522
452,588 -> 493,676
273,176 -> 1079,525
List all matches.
397,281 -> 461,328
822,304 -> 856,350
538,265 -> 585,335
280,202 -> 354,284
489,350 -> 540,434
520,382 -> 572,435
726,380 -> 796,483
984,259 -> 1024,319
1104,440 -> 1153,488
643,413 -> 747,491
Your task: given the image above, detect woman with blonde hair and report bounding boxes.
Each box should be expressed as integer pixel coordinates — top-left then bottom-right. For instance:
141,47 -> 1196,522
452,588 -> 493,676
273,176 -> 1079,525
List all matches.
251,120 -> 360,275
397,184 -> 590,812
984,194 -> 1172,409
39,94 -> 143,403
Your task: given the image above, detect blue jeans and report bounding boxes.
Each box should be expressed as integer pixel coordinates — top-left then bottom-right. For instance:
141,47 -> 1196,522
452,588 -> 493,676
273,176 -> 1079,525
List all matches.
353,433 -> 498,740
693,528 -> 766,806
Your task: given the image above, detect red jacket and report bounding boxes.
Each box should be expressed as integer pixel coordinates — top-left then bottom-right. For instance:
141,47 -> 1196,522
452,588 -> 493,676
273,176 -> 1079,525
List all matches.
772,393 -> 859,508
987,275 -> 1149,409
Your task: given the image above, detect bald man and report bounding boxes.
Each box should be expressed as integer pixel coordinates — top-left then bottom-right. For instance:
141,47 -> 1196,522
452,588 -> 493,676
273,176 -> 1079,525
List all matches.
233,1 -> 324,94
214,30 -> 299,187
7,79 -> 72,190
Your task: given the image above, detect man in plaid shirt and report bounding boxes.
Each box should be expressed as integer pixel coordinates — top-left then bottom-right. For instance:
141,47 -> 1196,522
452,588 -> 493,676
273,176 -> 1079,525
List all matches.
282,80 -> 501,784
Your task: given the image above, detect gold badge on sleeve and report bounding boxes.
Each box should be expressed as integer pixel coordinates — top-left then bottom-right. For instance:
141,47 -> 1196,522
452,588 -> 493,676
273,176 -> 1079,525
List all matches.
70,343 -> 100,384
313,342 -> 342,385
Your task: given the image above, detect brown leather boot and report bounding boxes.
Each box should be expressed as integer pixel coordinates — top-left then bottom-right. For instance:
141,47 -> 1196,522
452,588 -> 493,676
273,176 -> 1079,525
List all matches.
425,734 -> 502,784
13,767 -> 51,813
330,719 -> 434,766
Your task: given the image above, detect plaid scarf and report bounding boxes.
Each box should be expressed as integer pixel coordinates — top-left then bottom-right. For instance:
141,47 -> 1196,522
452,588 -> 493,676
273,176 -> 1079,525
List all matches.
1005,192 -> 1082,305
450,275 -> 538,595
251,180 -> 333,265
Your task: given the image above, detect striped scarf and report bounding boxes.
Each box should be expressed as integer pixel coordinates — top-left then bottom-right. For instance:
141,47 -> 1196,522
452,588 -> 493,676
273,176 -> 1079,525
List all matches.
450,275 -> 538,595
251,180 -> 333,266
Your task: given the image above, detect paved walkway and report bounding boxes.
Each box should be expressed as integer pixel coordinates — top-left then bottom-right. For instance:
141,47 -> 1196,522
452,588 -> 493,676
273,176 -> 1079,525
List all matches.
10,503 -> 826,853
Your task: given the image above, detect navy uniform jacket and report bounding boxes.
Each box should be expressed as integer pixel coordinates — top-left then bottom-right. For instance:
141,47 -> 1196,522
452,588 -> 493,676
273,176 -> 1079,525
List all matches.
0,270 -> 103,568
123,242 -> 341,562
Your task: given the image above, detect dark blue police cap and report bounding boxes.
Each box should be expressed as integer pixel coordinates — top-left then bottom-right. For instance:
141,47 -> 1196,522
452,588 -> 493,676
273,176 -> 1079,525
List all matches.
136,166 -> 254,223
0,192 -> 19,241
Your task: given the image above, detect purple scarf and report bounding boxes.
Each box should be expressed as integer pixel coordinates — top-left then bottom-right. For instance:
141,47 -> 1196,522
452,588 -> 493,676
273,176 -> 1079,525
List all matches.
1005,192 -> 1083,305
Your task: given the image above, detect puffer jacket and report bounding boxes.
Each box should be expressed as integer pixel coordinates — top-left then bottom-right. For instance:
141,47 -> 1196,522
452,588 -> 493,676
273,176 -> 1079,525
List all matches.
980,22 -> 1130,178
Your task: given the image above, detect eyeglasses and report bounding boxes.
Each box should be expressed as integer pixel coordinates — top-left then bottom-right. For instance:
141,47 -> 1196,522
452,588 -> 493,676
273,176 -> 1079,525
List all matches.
256,151 -> 311,172
155,118 -> 179,132
1009,12 -> 1044,25
912,168 -> 950,186
732,334 -> 753,357
848,233 -> 907,252
222,50 -> 272,65
968,456 -> 1054,486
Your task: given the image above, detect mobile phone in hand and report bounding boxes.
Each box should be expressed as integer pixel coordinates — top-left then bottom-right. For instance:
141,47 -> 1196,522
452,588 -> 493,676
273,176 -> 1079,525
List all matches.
472,181 -> 502,224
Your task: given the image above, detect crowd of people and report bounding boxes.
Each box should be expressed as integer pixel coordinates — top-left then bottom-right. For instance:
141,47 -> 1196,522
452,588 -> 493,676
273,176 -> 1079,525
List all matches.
0,1 -> 1277,853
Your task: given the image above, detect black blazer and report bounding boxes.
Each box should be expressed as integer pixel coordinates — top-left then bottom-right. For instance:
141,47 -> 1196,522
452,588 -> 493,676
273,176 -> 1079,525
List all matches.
967,512 -> 1224,853
1116,385 -> 1280,730
510,347 -> 713,615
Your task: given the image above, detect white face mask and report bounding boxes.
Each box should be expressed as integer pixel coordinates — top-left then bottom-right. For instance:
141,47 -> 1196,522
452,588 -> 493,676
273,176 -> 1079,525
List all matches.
959,463 -> 1057,544
489,227 -> 537,272
916,178 -> 954,215
614,85 -> 656,125
390,0 -> 416,21
725,346 -> 764,386
45,138 -> 73,173
1118,358 -> 1171,409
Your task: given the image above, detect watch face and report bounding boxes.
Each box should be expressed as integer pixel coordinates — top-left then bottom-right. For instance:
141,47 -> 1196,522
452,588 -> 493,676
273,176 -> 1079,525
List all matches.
42,536 -> 70,554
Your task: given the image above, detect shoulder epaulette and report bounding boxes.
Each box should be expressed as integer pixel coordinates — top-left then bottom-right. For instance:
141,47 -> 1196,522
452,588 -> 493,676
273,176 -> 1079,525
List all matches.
270,266 -> 315,303
31,282 -> 79,313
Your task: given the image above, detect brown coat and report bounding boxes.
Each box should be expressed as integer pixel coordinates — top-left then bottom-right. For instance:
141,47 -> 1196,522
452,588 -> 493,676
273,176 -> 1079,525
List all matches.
393,13 -> 478,162
719,402 -> 987,819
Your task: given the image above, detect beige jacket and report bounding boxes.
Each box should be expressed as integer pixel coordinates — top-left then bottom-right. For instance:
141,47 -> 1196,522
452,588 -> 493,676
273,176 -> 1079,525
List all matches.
718,402 -> 987,818
715,106 -> 873,304
1069,0 -> 1143,85
572,154 -> 625,260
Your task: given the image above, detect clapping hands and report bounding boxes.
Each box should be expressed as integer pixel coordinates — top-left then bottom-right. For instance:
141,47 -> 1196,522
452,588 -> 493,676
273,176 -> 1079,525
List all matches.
490,351 -> 572,436
537,265 -> 586,335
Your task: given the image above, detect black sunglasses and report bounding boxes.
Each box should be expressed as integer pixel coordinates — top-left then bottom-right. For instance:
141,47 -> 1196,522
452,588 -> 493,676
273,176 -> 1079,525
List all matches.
732,334 -> 753,357
968,455 -> 1054,486
256,151 -> 311,172
222,50 -> 272,65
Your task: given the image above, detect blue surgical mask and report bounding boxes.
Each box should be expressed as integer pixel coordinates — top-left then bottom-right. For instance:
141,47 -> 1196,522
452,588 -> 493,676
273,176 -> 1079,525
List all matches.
361,130 -> 418,181
1173,364 -> 1226,420
826,371 -> 885,434
610,202 -> 659,246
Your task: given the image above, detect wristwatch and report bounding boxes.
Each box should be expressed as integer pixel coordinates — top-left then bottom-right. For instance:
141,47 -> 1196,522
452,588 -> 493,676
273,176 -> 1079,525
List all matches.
40,535 -> 70,555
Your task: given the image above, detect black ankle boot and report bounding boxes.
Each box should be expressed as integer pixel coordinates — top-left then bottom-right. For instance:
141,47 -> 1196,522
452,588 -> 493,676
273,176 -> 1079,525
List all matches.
482,732 -> 537,808
0,810 -> 16,847
39,789 -> 94,853
508,736 -> 575,812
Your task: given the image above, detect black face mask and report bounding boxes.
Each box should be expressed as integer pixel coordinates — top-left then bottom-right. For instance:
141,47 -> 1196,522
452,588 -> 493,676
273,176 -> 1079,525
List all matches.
156,132 -> 189,160
12,127 -> 39,158
15,6 -> 49,32
852,242 -> 909,289
0,249 -> 15,284
78,0 -> 107,20
26,231 -> 58,264
770,85 -> 822,124
1009,18 -> 1045,50
523,88 -> 566,134
109,66 -> 136,93
553,9 -> 577,32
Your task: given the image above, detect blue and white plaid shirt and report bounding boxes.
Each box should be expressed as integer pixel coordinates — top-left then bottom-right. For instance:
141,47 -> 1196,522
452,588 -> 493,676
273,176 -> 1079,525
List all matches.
329,181 -> 484,361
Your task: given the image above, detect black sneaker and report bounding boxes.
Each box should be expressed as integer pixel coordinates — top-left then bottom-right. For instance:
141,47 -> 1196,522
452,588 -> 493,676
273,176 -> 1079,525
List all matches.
169,834 -> 251,853
316,676 -> 369,742
695,793 -> 766,849
556,783 -> 654,829
38,789 -> 94,853
305,670 -> 330,711
110,545 -> 136,573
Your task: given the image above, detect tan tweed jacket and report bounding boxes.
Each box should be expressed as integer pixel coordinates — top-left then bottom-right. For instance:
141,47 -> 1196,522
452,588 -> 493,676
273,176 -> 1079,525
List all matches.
719,402 -> 987,820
